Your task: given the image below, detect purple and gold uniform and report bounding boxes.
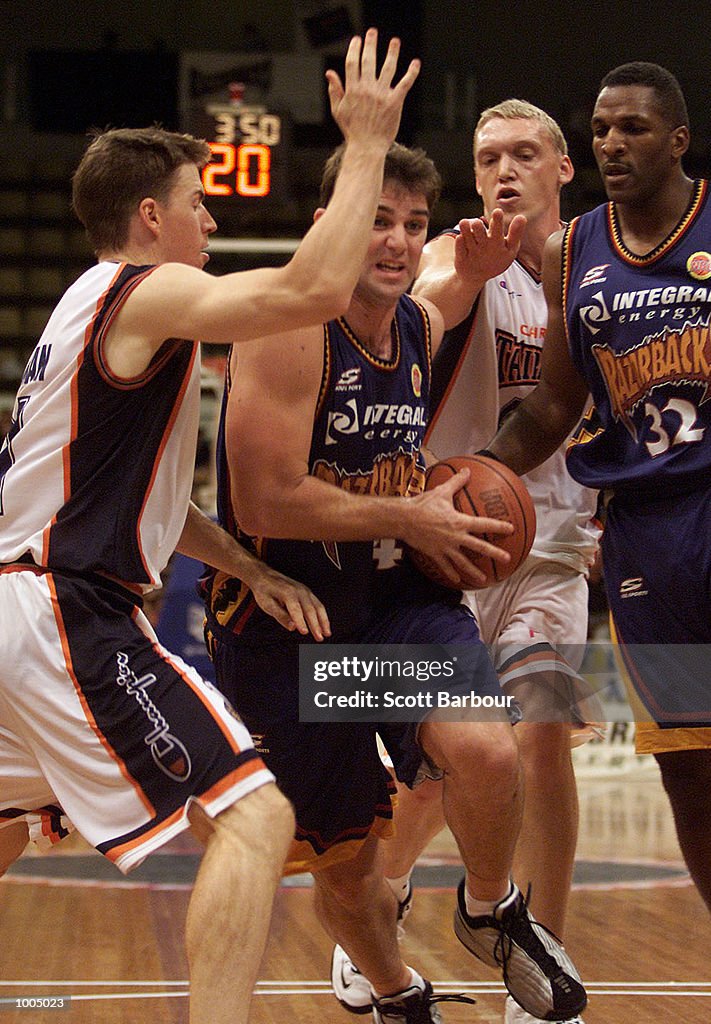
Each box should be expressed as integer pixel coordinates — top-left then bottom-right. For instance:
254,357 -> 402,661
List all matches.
203,294 -> 502,873
563,180 -> 711,748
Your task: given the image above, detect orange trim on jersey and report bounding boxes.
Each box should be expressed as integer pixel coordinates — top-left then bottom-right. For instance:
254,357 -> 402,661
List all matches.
607,179 -> 707,266
338,314 -> 402,370
46,571 -> 156,817
104,760 -> 267,864
314,324 -> 331,423
560,218 -> 579,355
424,300 -> 479,444
41,264 -> 125,565
134,342 -> 199,584
153,639 -> 245,755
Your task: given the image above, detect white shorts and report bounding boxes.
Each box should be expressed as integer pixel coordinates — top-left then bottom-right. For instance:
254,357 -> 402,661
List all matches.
465,556 -> 602,736
0,567 -> 273,872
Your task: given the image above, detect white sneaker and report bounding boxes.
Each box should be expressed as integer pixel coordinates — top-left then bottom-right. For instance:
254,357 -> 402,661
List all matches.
504,994 -> 586,1023
331,944 -> 372,1015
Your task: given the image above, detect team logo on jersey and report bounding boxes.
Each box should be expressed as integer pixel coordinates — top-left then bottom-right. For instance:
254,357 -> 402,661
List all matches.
687,251 -> 711,281
115,652 -> 192,782
579,290 -> 612,335
579,264 -> 610,289
619,577 -> 649,598
496,329 -> 541,386
335,367 -> 362,390
499,278 -> 522,298
411,363 -> 422,397
592,316 -> 711,439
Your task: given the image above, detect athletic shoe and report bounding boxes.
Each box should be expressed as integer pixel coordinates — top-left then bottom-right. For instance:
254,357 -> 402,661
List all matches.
453,880 -> 586,1022
372,979 -> 476,1024
331,882 -> 414,1014
504,994 -> 586,1023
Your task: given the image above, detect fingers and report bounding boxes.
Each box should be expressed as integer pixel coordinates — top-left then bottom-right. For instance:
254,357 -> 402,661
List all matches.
432,466 -> 471,497
359,27 -> 380,81
283,590 -> 331,642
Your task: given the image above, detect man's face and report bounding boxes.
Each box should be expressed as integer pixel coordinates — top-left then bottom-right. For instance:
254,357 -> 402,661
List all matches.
591,84 -> 688,206
154,162 -> 217,268
474,117 -> 572,227
355,182 -> 430,305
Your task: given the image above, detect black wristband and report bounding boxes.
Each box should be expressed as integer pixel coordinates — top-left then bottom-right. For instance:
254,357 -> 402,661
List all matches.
474,448 -> 504,464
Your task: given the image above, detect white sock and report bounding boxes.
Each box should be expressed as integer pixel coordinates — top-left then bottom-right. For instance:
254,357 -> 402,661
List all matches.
464,880 -> 515,918
372,967 -> 425,1000
386,871 -> 412,904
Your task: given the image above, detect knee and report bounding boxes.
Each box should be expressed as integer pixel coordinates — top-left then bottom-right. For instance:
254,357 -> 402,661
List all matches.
424,722 -> 520,785
195,782 -> 295,855
516,721 -> 573,773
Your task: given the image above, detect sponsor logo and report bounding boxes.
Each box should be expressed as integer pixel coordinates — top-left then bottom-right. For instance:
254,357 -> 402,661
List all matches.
619,577 -> 649,598
335,367 -> 362,390
115,652 -> 192,782
499,278 -> 522,298
411,362 -> 422,398
325,398 -> 360,444
579,289 -> 612,335
324,398 -> 426,445
580,264 -> 610,288
687,251 -> 711,281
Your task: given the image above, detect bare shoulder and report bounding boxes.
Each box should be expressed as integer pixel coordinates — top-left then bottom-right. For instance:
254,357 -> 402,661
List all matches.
416,230 -> 457,277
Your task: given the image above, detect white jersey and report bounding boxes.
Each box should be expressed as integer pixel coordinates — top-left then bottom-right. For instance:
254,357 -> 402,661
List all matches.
0,261 -> 201,592
426,254 -> 600,573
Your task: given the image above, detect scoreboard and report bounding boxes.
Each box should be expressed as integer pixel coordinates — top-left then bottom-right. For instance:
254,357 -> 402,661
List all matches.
198,105 -> 287,202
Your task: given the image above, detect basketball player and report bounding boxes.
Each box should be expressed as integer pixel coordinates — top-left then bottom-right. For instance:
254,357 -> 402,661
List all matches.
202,141 -> 587,1024
483,63 -> 711,919
0,31 -> 420,1024
330,101 -> 599,1024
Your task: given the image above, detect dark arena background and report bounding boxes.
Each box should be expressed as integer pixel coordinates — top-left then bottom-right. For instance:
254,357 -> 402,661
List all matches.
1,3 -> 711,1021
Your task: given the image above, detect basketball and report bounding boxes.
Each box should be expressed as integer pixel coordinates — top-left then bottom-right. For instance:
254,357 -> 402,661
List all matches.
408,454 -> 536,590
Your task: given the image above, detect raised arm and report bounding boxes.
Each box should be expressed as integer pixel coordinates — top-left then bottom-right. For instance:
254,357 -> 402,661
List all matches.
413,209 -> 526,330
113,31 -> 420,359
227,328 -> 512,587
486,229 -> 589,474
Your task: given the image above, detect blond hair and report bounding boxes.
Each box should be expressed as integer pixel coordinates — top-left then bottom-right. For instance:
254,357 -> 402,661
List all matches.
474,100 -> 568,157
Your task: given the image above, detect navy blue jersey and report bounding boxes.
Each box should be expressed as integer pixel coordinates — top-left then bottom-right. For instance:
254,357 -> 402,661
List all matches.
204,294 -> 433,643
563,180 -> 711,496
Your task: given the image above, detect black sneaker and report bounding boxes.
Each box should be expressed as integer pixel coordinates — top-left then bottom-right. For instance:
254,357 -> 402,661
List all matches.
372,980 -> 476,1024
453,880 -> 587,1022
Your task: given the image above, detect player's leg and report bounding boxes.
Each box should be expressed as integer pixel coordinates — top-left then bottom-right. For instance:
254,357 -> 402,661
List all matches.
510,721 -> 578,938
655,747 -> 711,913
186,783 -> 294,1024
382,776 -> 445,881
314,831 -> 411,996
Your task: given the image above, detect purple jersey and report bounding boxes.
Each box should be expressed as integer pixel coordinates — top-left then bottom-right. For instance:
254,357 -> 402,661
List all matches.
563,179 -> 711,497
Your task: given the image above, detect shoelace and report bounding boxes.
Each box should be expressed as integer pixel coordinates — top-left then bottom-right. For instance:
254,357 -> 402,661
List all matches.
492,885 -> 565,977
376,992 -> 477,1024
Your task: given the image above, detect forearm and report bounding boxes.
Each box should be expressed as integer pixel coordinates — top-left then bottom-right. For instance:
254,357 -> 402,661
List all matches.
412,264 -> 485,331
236,474 -> 416,546
487,383 -> 583,476
176,501 -> 263,588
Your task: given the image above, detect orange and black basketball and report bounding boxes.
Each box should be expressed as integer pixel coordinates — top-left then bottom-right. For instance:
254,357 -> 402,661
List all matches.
408,454 -> 536,590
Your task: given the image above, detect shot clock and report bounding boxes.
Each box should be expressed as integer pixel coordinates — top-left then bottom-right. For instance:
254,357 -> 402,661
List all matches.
201,106 -> 286,200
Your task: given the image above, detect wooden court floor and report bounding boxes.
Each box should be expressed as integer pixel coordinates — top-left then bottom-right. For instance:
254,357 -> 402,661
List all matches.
1,766 -> 710,1023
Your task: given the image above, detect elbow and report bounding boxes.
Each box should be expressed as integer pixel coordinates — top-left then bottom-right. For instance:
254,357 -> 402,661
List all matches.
234,492 -> 283,539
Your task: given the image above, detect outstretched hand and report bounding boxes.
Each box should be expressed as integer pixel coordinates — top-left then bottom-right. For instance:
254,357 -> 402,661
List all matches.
250,564 -> 331,642
454,209 -> 527,287
326,28 -> 420,150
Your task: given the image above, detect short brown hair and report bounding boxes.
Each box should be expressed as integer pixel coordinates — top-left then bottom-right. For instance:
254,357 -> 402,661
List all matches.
319,141 -> 442,212
474,100 -> 568,157
72,126 -> 212,254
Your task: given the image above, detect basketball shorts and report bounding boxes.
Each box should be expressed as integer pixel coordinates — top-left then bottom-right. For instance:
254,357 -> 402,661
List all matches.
464,556 -> 602,741
0,567 -> 273,873
211,589 -> 503,875
603,484 -> 711,753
